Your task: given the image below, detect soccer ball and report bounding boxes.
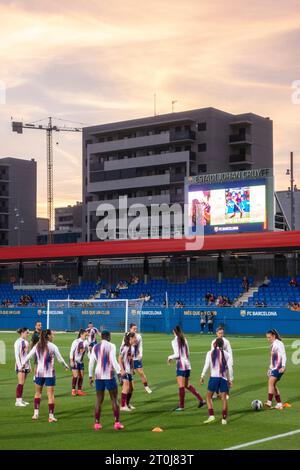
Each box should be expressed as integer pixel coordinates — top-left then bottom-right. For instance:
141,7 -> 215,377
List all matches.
251,399 -> 263,411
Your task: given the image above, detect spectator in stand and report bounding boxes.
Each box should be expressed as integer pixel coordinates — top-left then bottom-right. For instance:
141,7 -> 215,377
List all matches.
116,280 -> 128,290
38,278 -> 45,286
200,312 -> 207,334
290,277 -> 298,288
175,300 -> 184,308
130,275 -> 139,285
10,275 -> 16,284
289,301 -> 300,311
242,276 -> 250,292
261,275 -> 271,288
255,300 -> 266,307
205,292 -> 215,306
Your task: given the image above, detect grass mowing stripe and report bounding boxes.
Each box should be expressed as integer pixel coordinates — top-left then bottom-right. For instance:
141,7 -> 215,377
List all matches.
224,429 -> 300,450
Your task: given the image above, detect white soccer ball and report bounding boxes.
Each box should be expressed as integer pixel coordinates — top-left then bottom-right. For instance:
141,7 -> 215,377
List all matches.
251,399 -> 263,411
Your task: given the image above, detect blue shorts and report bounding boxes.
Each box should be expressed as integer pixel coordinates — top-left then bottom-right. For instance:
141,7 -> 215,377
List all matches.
133,360 -> 143,369
95,377 -> 117,391
122,373 -> 133,382
176,369 -> 191,378
271,369 -> 284,381
208,377 -> 229,393
35,377 -> 56,387
72,362 -> 84,371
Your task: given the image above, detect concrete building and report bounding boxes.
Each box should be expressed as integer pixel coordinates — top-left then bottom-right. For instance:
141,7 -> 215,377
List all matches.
55,202 -> 82,231
82,107 -> 273,242
0,157 -> 37,246
275,190 -> 300,231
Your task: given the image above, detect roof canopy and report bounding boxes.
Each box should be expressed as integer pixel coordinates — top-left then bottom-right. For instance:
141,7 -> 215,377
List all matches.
0,231 -> 299,262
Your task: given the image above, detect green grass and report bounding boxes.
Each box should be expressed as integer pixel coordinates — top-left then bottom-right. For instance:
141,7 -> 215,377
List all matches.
0,332 -> 299,450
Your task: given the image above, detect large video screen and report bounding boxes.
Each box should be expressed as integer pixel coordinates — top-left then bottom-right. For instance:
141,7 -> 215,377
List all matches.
188,179 -> 267,234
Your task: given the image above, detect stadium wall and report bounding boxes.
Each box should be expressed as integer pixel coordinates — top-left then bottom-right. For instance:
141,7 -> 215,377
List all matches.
1,306 -> 300,335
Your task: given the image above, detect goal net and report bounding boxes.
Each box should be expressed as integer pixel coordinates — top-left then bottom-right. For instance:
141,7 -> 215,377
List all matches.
46,298 -> 144,333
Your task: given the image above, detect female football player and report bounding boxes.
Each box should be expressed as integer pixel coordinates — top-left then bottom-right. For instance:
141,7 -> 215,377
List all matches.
168,325 -> 206,411
14,327 -> 31,407
70,329 -> 89,396
211,326 -> 233,399
119,332 -> 136,411
22,329 -> 69,422
264,329 -> 286,410
121,323 -> 152,394
200,337 -> 233,425
89,330 -> 124,431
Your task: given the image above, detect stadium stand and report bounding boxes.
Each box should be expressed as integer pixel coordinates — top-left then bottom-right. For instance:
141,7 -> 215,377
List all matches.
1,276 -> 299,308
243,276 -> 300,307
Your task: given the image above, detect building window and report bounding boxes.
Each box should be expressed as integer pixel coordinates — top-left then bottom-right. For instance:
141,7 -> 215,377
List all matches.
197,122 -> 207,131
198,164 -> 207,173
198,143 -> 207,152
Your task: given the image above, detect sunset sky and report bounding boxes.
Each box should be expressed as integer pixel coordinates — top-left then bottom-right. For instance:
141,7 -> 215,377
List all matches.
0,0 -> 299,217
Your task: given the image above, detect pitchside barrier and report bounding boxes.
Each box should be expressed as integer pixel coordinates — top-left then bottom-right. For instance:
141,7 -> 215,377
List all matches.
0,306 -> 300,335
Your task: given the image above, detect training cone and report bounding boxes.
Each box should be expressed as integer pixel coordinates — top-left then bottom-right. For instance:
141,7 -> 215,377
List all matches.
152,427 -> 163,432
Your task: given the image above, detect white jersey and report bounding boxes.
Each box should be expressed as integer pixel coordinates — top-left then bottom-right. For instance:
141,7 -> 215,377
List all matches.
22,342 -> 68,378
86,327 -> 99,345
121,333 -> 143,360
14,338 -> 30,372
201,348 -> 233,381
133,333 -> 143,360
70,338 -> 89,364
211,337 -> 233,364
119,344 -> 134,375
270,339 -> 286,371
89,339 -> 121,380
168,337 -> 191,371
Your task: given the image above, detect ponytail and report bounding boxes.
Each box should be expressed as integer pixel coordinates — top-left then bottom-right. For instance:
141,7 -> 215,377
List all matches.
173,325 -> 186,350
124,332 -> 135,347
213,337 -> 227,372
267,329 -> 282,341
17,327 -> 28,335
37,329 -> 51,354
78,328 -> 86,338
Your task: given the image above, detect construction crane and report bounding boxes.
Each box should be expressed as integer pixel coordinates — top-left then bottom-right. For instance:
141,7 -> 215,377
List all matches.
12,117 -> 82,244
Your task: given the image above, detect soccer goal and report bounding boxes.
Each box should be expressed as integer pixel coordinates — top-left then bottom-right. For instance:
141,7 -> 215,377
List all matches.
46,298 -> 144,332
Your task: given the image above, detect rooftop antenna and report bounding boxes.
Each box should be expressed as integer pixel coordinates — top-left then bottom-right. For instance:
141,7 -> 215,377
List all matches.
154,93 -> 157,116
172,100 -> 178,113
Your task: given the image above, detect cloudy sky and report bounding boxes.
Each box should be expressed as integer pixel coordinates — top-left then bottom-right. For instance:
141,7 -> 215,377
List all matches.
0,0 -> 299,217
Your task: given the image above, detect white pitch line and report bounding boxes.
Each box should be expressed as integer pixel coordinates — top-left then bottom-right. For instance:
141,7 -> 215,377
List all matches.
224,429 -> 300,450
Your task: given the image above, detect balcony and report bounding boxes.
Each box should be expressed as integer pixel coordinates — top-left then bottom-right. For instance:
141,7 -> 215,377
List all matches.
229,154 -> 253,164
229,133 -> 252,144
170,129 -> 196,142
0,191 -> 9,198
87,132 -> 171,154
88,173 -> 170,193
102,150 -> 193,171
87,193 -> 171,212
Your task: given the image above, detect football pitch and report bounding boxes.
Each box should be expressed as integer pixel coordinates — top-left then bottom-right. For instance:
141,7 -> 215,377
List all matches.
0,332 -> 299,450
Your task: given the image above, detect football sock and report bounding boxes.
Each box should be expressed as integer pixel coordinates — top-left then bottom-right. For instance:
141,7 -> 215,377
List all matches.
16,384 -> 23,399
179,387 -> 185,408
121,393 -> 127,407
186,384 -> 204,402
